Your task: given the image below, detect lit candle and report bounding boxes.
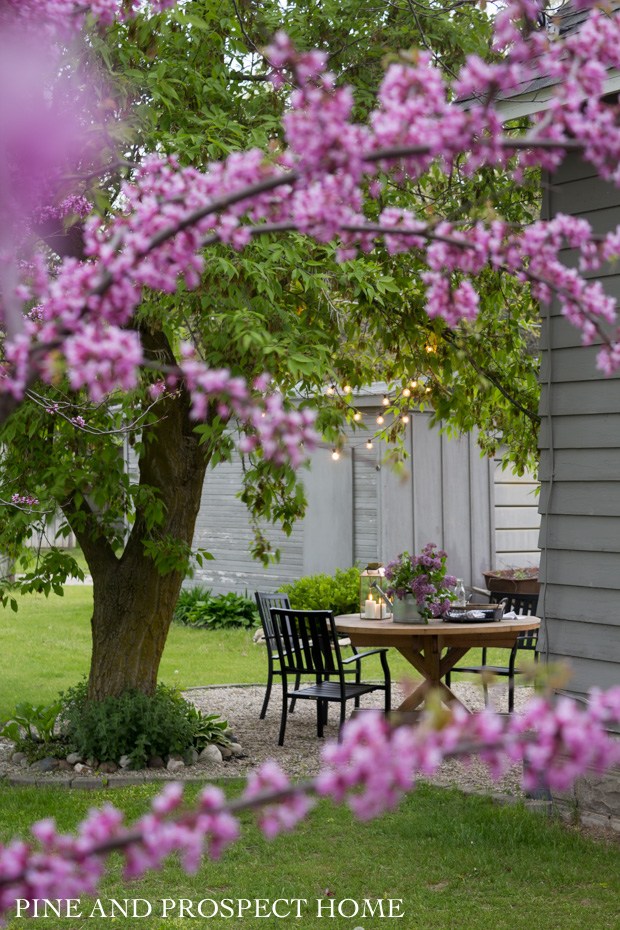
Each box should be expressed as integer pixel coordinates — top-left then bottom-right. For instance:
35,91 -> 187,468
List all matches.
364,594 -> 375,619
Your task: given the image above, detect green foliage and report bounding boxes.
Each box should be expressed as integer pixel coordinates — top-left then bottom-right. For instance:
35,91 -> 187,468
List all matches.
59,682 -> 228,768
174,587 -> 259,630
278,566 -> 361,615
1,700 -> 61,744
184,706 -> 230,748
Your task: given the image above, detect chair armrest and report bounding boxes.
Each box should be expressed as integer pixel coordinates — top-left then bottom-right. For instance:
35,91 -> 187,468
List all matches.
342,648 -> 388,664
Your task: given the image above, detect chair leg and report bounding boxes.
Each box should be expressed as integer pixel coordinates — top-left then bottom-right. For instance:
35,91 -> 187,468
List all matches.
289,673 -> 300,713
317,700 -> 326,738
278,679 -> 289,746
482,680 -> 489,707
380,650 -> 391,713
339,699 -> 347,734
508,675 -> 515,713
260,667 -> 273,719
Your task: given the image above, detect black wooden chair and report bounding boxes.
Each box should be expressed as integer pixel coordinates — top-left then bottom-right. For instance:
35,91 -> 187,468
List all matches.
445,592 -> 539,713
270,607 -> 391,745
255,592 -> 299,719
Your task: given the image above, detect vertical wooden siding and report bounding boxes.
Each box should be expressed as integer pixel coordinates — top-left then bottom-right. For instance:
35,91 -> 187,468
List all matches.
190,408 -> 499,594
539,156 -> 620,700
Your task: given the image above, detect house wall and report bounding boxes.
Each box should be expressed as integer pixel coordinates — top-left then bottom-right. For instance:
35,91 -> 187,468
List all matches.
190,405 -> 525,595
539,154 -> 620,705
493,459 -> 540,569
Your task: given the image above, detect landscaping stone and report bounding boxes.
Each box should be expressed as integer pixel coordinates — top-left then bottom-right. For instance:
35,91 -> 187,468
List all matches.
33,757 -> 60,772
230,742 -> 244,757
66,752 -> 83,765
73,763 -> 93,774
219,745 -> 234,760
57,760 -> 74,772
118,755 -> 132,769
147,755 -> 165,769
166,754 -> 185,773
184,748 -> 199,766
98,761 -> 119,774
198,744 -> 223,764
11,751 -> 27,765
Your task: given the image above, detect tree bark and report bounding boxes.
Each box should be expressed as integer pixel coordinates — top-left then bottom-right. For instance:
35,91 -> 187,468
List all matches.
64,328 -> 211,701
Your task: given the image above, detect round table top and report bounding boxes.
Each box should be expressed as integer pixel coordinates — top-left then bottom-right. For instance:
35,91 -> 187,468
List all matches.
335,613 -> 540,637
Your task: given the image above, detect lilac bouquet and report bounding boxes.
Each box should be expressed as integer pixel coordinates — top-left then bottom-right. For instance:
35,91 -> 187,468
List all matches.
384,543 -> 457,619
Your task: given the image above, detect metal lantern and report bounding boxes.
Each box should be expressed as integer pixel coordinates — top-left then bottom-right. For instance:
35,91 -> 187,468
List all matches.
359,563 -> 391,619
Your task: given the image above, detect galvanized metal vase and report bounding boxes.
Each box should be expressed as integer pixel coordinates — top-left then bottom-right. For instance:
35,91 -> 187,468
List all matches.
392,594 -> 427,624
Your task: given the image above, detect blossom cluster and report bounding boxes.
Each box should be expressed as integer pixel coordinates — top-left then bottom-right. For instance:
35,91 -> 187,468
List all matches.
1,686 -> 619,919
384,543 -> 457,618
3,0 -> 620,444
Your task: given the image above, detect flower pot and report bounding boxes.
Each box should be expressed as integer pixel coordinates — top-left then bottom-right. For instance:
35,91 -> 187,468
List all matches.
482,570 -> 540,596
392,594 -> 427,624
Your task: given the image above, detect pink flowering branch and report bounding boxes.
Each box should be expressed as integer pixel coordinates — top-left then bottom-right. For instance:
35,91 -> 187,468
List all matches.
1,686 -> 619,918
3,0 -> 620,450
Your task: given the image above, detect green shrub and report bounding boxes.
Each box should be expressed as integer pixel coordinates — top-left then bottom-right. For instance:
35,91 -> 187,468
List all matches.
278,566 -> 361,614
174,587 -> 259,630
59,681 -> 229,768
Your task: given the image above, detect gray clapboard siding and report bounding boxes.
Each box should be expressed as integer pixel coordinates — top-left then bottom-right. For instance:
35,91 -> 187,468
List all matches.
541,549 -> 620,590
540,379 -> 620,416
493,459 -> 540,569
539,448 -> 620,482
540,481 -> 620,516
543,584 -> 620,626
545,514 -> 620,553
542,619 -> 620,662
539,415 -> 620,449
538,654 -> 620,695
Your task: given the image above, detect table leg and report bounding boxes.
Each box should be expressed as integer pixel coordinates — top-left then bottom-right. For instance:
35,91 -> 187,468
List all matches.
396,644 -> 471,712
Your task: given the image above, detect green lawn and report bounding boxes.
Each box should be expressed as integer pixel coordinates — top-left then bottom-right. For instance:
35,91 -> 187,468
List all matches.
1,589 -> 619,929
0,585 -> 524,719
0,781 -> 618,930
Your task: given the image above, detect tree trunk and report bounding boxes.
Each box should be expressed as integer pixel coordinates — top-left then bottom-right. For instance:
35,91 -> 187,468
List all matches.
65,328 -> 212,701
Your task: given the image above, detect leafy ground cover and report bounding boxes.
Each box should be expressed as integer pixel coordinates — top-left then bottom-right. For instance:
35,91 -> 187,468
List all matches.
0,781 -> 618,930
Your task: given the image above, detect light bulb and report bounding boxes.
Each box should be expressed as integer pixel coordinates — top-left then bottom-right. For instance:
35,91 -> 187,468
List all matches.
402,387 -> 411,398
401,413 -> 410,424
410,379 -> 418,389
382,394 -> 389,406
376,414 -> 384,425
343,384 -> 352,394
366,439 -> 373,450
331,449 -> 340,461
326,383 -> 336,395
353,411 -> 362,422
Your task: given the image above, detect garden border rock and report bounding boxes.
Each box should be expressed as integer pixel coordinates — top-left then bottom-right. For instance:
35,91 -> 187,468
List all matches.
0,682 -> 538,801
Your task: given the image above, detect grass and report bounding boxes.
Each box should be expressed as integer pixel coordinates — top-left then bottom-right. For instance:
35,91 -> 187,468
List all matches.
0,585 -> 524,719
0,781 -> 618,930
1,585 -> 618,928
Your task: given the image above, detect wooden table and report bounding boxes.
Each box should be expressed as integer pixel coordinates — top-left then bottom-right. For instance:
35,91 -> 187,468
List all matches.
335,613 -> 541,713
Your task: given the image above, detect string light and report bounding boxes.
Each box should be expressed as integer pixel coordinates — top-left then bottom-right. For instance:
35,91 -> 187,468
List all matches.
425,386 -> 432,393
342,383 -> 352,394
382,394 -> 389,406
326,383 -> 336,396
402,387 -> 411,398
410,379 -> 418,389
331,448 -> 340,461
376,414 -> 384,425
353,411 -> 362,422
401,413 -> 410,424
366,439 -> 374,450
